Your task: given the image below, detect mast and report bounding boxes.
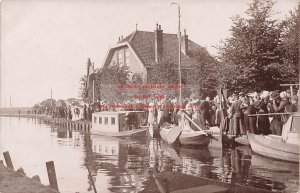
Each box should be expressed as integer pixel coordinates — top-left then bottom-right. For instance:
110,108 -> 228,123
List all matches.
93,80 -> 95,103
178,5 -> 182,106
51,89 -> 53,115
172,2 -> 182,105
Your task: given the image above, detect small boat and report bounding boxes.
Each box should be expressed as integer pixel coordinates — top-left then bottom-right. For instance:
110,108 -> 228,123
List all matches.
234,135 -> 250,146
159,113 -> 212,146
207,126 -> 250,147
247,113 -> 299,163
91,111 -> 149,137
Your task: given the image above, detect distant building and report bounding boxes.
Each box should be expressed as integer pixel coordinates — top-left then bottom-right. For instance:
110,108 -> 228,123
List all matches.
102,24 -> 213,83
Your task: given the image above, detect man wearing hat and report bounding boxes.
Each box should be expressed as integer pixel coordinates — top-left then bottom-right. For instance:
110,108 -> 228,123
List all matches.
199,96 -> 211,127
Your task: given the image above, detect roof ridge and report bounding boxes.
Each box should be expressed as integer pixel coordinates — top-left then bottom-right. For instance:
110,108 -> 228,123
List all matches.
128,30 -> 138,42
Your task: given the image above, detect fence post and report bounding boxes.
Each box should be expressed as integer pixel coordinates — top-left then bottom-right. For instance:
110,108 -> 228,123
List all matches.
46,161 -> 59,191
3,151 -> 14,170
164,178 -> 169,193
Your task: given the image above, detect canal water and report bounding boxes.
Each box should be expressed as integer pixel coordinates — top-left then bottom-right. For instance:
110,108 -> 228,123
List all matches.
0,116 -> 298,193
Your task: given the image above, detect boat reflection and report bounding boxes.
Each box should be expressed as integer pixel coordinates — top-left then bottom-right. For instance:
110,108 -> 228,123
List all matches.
84,135 -> 150,193
49,123 -> 297,193
250,154 -> 299,193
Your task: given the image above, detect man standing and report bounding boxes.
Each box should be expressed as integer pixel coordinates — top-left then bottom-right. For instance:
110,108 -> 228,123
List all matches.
200,97 -> 211,127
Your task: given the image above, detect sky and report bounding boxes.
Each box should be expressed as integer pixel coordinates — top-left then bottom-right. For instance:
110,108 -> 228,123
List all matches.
0,0 -> 298,107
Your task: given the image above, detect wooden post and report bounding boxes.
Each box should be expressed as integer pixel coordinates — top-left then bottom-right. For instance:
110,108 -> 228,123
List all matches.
46,161 -> 59,191
164,178 -> 170,193
3,151 -> 14,170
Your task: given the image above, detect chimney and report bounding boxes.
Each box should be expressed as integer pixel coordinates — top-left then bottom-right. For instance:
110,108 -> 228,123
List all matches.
155,24 -> 163,64
181,29 -> 188,55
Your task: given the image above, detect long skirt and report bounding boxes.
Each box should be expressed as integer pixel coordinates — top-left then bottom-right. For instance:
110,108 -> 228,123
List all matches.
215,109 -> 223,125
231,113 -> 245,135
257,115 -> 271,135
248,116 -> 257,134
157,110 -> 162,124
270,118 -> 283,135
147,110 -> 155,125
191,112 -> 206,130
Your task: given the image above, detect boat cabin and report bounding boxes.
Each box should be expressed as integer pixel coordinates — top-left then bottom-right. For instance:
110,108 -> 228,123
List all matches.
92,111 -> 146,133
282,113 -> 300,145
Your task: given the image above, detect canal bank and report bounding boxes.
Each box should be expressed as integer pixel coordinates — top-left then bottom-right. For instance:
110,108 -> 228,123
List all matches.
0,113 -> 92,133
0,161 -> 58,193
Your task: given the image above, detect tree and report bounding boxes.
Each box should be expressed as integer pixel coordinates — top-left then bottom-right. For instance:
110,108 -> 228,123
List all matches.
147,59 -> 179,84
189,49 -> 219,98
80,64 -> 132,102
217,0 -> 284,92
99,65 -> 131,84
280,6 -> 299,83
40,99 -> 56,109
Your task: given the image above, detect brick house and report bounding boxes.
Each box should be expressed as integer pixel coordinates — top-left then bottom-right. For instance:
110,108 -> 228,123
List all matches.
101,24 -> 213,83
84,24 -> 215,102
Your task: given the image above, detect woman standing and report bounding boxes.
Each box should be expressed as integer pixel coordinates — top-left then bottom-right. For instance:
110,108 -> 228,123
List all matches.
255,91 -> 271,135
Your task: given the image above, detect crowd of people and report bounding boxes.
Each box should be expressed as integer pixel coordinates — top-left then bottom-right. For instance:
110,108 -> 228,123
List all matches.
92,89 -> 299,137
33,88 -> 299,136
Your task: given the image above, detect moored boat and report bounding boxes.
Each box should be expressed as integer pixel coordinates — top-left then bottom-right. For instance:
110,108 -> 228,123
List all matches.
179,130 -> 211,146
91,111 -> 149,137
247,113 -> 299,163
159,114 -> 212,146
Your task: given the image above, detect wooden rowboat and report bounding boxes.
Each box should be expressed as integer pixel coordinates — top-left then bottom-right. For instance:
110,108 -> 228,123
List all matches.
247,113 -> 300,163
160,124 -> 211,146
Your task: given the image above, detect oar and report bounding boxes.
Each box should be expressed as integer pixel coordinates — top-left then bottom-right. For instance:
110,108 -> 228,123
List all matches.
182,113 -> 208,136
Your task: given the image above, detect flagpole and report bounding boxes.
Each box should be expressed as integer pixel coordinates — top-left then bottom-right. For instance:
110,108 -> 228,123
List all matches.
51,89 -> 53,116
93,80 -> 95,103
178,5 -> 182,106
171,2 -> 182,106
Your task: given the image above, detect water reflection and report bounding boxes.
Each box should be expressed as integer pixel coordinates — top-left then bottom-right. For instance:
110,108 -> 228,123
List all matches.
0,117 -> 298,193
84,133 -> 299,193
86,135 -> 149,193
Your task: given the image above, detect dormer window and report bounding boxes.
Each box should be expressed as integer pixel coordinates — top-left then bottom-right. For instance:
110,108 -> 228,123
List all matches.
117,51 -> 123,66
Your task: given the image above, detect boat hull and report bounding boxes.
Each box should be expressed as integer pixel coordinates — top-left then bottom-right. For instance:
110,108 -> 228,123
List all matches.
91,127 -> 149,137
179,132 -> 210,146
234,135 -> 250,146
160,127 -> 211,146
247,133 -> 299,163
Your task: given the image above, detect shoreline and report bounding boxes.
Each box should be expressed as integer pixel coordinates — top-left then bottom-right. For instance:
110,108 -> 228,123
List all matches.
0,161 -> 59,193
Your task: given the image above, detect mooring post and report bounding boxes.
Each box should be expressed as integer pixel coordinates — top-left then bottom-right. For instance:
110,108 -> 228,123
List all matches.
3,151 -> 14,170
164,178 -> 169,193
46,161 -> 59,191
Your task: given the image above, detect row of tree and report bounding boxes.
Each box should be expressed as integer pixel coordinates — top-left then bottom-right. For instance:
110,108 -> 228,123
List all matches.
79,0 -> 299,102
217,0 -> 299,92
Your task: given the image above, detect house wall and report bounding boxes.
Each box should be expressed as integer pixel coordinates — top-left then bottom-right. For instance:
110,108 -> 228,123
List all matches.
109,46 -> 145,80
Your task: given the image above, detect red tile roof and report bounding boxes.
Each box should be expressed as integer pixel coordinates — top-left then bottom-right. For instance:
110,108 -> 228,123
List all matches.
120,30 -> 212,68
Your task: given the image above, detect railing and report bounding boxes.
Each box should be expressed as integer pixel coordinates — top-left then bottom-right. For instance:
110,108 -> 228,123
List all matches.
247,112 -> 295,117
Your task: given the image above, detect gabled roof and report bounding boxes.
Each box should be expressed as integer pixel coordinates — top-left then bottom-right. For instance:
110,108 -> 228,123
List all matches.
103,30 -> 213,69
